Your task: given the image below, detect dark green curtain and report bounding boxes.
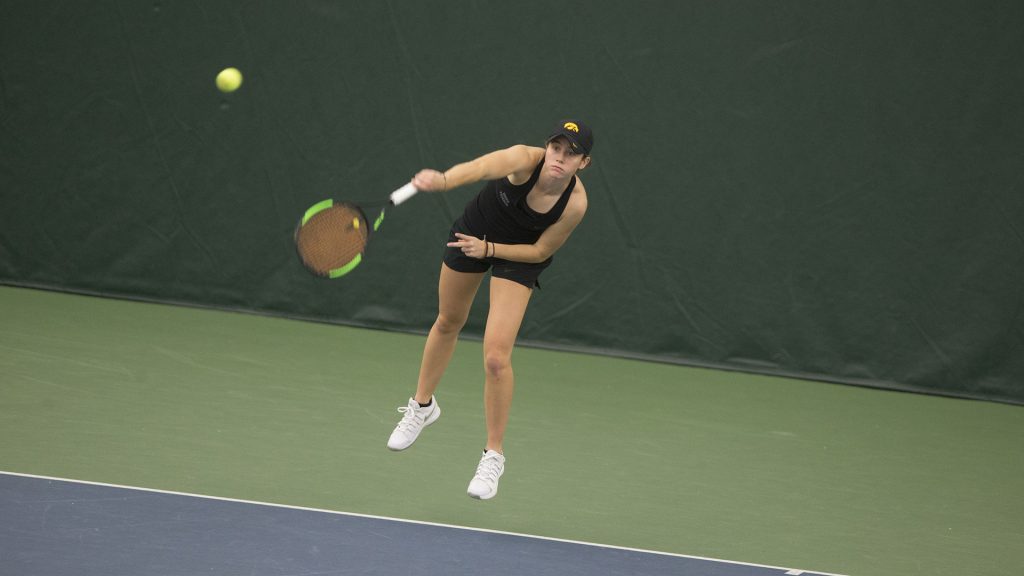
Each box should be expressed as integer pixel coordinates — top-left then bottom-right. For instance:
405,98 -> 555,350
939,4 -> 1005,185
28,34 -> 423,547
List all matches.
2,1 -> 1022,403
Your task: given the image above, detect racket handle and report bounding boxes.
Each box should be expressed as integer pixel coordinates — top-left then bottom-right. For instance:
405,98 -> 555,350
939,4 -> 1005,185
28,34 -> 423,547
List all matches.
390,183 -> 419,206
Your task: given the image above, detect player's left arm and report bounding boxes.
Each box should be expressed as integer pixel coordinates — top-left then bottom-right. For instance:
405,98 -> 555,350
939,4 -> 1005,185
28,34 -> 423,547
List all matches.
490,184 -> 589,264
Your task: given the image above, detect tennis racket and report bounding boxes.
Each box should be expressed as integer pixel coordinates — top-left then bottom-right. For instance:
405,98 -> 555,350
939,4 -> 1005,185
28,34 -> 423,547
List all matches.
294,182 -> 419,278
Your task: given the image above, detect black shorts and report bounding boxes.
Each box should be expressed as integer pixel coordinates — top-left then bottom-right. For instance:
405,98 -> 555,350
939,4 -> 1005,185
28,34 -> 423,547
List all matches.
443,229 -> 551,289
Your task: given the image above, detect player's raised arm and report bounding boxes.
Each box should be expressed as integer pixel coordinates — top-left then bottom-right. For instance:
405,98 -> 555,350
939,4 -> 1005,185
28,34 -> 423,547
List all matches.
411,145 -> 545,192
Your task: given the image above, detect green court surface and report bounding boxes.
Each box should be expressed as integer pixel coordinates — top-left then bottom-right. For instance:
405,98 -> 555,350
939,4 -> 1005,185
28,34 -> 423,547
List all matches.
1,285 -> 1021,576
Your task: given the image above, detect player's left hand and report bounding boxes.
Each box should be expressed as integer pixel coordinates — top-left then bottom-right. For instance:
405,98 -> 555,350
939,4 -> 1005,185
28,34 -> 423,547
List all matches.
447,233 -> 488,259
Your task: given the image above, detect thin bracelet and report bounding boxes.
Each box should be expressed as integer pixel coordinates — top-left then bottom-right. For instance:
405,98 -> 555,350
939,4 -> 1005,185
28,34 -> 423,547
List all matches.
489,242 -> 495,258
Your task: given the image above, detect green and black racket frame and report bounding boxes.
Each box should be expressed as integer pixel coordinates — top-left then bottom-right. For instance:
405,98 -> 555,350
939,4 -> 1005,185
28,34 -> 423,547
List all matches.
294,182 -> 419,278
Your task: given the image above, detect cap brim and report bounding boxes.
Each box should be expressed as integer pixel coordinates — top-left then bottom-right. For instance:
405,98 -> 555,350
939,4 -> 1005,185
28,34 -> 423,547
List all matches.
547,131 -> 587,154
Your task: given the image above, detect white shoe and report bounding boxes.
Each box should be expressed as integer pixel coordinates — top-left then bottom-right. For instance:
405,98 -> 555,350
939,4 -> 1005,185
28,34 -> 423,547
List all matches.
386,397 -> 440,451
467,450 -> 505,500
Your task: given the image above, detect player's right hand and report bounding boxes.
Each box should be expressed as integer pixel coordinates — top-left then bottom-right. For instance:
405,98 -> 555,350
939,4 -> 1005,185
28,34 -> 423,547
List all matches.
412,169 -> 447,192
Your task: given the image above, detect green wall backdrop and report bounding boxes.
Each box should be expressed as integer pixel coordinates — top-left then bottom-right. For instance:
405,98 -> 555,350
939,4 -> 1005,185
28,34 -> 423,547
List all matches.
2,1 -> 1022,403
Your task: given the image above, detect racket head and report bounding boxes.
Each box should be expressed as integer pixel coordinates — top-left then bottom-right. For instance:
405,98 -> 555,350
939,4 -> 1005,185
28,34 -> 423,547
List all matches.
294,200 -> 371,278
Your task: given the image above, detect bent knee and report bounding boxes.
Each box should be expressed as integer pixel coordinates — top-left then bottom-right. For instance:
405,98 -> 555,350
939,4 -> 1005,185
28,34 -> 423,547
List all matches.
484,350 -> 512,378
434,312 -> 468,335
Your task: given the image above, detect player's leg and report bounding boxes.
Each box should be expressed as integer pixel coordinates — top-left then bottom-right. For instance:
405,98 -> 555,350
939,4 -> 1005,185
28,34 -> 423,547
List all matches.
467,275 -> 532,499
415,263 -> 486,402
480,276 -> 532,452
388,263 -> 484,451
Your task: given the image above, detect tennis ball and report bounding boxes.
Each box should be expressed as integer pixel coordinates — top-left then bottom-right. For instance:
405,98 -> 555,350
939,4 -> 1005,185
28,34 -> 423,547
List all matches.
216,67 -> 243,93
352,218 -> 360,229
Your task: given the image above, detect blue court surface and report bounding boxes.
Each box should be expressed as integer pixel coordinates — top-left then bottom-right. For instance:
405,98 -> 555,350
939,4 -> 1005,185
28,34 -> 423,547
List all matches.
0,472 -> 845,576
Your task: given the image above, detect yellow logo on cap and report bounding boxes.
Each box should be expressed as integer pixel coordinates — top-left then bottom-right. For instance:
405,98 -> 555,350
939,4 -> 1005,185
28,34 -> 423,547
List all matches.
563,122 -> 579,133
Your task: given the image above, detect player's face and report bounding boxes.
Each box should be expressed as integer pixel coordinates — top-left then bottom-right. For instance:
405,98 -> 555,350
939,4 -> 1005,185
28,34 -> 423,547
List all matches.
545,137 -> 590,178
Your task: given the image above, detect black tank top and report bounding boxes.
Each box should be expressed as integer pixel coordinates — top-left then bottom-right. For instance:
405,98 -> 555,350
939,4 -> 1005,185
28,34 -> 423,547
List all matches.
455,160 -> 576,245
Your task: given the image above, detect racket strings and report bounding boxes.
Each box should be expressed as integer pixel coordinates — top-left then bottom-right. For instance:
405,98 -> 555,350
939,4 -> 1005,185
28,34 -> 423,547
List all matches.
295,205 -> 368,276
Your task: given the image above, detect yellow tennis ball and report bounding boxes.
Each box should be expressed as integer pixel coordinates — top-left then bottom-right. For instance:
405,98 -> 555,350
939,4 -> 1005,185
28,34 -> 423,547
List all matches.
352,218 -> 360,229
216,67 -> 243,93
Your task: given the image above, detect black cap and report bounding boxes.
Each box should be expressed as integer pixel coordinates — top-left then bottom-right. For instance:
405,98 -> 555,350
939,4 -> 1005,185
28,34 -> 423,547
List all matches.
547,119 -> 594,156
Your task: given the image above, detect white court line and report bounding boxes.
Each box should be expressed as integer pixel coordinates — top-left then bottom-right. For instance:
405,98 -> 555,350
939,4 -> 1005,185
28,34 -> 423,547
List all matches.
1,470 -> 847,576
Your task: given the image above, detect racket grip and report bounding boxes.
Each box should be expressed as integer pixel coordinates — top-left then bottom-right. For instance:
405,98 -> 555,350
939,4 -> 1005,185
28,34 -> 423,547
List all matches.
390,183 -> 419,206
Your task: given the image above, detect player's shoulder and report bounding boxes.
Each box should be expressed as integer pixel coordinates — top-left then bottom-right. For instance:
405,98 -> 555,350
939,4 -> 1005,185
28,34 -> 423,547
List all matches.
567,177 -> 588,213
572,175 -> 588,197
499,145 -> 545,183
503,144 -> 545,162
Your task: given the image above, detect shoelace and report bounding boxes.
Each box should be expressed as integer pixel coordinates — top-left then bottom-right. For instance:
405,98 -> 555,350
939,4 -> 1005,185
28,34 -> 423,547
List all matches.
395,404 -> 425,432
475,454 -> 503,482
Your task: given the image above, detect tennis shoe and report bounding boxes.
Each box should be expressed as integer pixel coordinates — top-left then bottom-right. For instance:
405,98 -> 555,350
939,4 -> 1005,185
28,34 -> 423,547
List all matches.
387,397 -> 440,451
467,450 -> 505,500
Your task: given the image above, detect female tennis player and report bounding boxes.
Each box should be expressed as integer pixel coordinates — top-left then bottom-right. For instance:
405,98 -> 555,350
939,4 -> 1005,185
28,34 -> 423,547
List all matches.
386,119 -> 594,500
